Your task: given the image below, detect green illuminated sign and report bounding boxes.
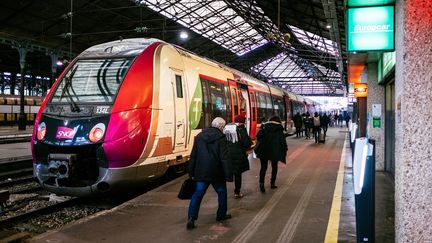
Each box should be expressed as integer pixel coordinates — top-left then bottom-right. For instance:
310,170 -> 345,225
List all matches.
347,6 -> 394,52
348,0 -> 395,7
378,51 -> 396,83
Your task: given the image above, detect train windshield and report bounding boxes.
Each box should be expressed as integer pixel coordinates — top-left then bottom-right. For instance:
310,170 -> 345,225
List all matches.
50,58 -> 133,104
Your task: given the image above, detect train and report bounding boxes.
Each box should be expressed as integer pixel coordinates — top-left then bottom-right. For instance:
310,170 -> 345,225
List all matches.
31,38 -> 320,196
0,95 -> 43,126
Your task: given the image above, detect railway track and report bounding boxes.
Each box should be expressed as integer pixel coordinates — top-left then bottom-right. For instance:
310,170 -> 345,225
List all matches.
0,157 -> 33,180
0,196 -> 83,228
0,160 -> 187,241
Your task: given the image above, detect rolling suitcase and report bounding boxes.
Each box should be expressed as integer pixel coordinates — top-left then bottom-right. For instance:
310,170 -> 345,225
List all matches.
319,133 -> 325,143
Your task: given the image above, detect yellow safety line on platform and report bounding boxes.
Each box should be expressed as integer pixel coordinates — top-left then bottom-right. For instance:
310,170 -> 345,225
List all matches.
324,137 -> 347,243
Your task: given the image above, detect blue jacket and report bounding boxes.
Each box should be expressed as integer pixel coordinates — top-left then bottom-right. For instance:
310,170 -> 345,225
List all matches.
189,127 -> 233,182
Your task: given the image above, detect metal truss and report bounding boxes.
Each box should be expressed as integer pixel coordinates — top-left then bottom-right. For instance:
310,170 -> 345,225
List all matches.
223,0 -> 344,96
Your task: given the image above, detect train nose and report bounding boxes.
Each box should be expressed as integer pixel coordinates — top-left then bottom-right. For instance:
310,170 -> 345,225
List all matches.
48,160 -> 70,178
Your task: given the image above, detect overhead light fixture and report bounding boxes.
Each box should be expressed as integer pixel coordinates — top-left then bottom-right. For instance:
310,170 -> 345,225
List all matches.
326,24 -> 332,29
56,60 -> 63,66
180,31 -> 189,39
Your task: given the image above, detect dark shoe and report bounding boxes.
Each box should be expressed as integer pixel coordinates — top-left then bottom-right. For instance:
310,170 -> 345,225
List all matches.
217,214 -> 232,222
259,183 -> 265,193
187,218 -> 195,230
271,185 -> 278,189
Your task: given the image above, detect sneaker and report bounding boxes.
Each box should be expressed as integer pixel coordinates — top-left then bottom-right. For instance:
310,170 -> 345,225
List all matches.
234,193 -> 244,199
186,218 -> 195,230
216,214 -> 232,222
259,183 -> 265,193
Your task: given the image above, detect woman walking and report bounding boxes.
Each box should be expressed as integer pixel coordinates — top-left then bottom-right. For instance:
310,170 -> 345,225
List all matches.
254,116 -> 288,192
224,114 -> 252,198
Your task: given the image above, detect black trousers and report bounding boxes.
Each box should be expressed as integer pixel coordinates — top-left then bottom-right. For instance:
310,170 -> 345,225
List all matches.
259,158 -> 278,185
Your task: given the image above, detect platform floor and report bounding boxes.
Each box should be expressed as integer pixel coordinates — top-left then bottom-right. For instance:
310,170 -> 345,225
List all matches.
1,126 -> 394,242
0,125 -> 32,139
0,142 -> 31,161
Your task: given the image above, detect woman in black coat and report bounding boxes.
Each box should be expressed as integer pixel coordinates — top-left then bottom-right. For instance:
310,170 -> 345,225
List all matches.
224,115 -> 252,198
254,116 -> 288,192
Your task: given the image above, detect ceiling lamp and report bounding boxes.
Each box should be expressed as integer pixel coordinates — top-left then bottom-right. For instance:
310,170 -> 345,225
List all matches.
180,31 -> 189,39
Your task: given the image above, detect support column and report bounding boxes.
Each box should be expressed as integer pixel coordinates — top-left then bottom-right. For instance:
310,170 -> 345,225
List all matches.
395,0 -> 432,241
366,62 -> 385,170
17,47 -> 27,130
50,53 -> 58,89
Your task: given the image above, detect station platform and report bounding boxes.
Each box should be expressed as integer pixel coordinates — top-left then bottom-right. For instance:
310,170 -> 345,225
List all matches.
0,142 -> 31,162
0,125 -> 33,145
0,126 -> 32,162
9,127 -> 390,243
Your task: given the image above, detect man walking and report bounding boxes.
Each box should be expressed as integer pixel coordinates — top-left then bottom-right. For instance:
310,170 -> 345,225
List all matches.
187,117 -> 233,230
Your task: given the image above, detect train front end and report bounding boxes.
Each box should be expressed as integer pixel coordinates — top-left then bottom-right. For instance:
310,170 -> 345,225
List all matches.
32,39 -> 160,196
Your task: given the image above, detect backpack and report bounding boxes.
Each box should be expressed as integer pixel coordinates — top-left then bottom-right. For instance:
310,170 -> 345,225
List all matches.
313,116 -> 320,126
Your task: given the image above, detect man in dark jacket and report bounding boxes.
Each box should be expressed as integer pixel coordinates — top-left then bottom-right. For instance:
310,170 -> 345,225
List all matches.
224,114 -> 252,199
321,113 -> 330,136
293,112 -> 303,137
255,116 -> 288,192
187,117 -> 233,230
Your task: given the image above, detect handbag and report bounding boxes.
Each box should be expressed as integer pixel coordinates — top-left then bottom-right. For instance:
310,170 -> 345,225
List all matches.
177,178 -> 196,200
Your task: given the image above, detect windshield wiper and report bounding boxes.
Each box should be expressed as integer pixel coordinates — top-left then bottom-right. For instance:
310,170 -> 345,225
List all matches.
59,65 -> 80,112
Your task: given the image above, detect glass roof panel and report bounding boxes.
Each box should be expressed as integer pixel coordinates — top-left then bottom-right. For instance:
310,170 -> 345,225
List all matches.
289,25 -> 338,56
252,53 -> 344,95
140,0 -> 268,56
252,53 -> 306,80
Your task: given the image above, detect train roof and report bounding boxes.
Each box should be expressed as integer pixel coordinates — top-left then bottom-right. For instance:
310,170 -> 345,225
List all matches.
77,38 -> 308,101
78,38 -> 161,58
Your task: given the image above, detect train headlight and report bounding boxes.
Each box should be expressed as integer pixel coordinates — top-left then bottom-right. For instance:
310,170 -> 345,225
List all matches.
89,123 -> 106,143
37,122 -> 46,140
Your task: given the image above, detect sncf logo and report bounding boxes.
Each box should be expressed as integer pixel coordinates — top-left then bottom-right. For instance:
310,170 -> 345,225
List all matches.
56,127 -> 77,139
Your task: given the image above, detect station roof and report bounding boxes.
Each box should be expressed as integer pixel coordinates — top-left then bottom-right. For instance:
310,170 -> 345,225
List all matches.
0,0 -> 347,96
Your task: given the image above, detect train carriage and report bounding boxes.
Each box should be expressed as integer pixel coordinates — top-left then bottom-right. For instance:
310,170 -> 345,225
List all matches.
32,38 -> 315,196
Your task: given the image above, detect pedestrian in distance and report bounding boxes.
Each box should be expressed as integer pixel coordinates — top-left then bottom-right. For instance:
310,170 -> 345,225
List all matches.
293,112 -> 303,138
344,113 -> 351,128
254,116 -> 288,192
321,113 -> 330,136
187,117 -> 233,230
224,114 -> 252,199
303,112 -> 311,139
312,112 -> 321,143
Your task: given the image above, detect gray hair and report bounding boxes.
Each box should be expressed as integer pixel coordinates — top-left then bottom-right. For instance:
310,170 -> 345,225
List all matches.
211,117 -> 226,131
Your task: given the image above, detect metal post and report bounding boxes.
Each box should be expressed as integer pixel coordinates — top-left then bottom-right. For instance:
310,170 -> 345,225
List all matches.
17,47 -> 27,130
50,53 -> 58,90
354,139 -> 376,243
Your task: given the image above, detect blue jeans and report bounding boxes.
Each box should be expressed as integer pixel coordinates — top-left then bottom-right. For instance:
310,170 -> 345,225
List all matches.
188,180 -> 227,220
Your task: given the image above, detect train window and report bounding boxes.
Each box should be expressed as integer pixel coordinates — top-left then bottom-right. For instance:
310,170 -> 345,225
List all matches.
175,75 -> 183,98
50,58 -> 133,103
231,88 -> 238,116
273,97 -> 285,120
200,80 -> 211,129
209,82 -> 227,120
285,98 -> 292,119
265,94 -> 273,119
256,92 -> 267,122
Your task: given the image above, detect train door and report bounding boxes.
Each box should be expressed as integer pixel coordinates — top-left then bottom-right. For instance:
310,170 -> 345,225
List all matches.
228,80 -> 239,122
172,71 -> 187,151
249,91 -> 257,139
238,87 -> 250,133
284,95 -> 295,134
